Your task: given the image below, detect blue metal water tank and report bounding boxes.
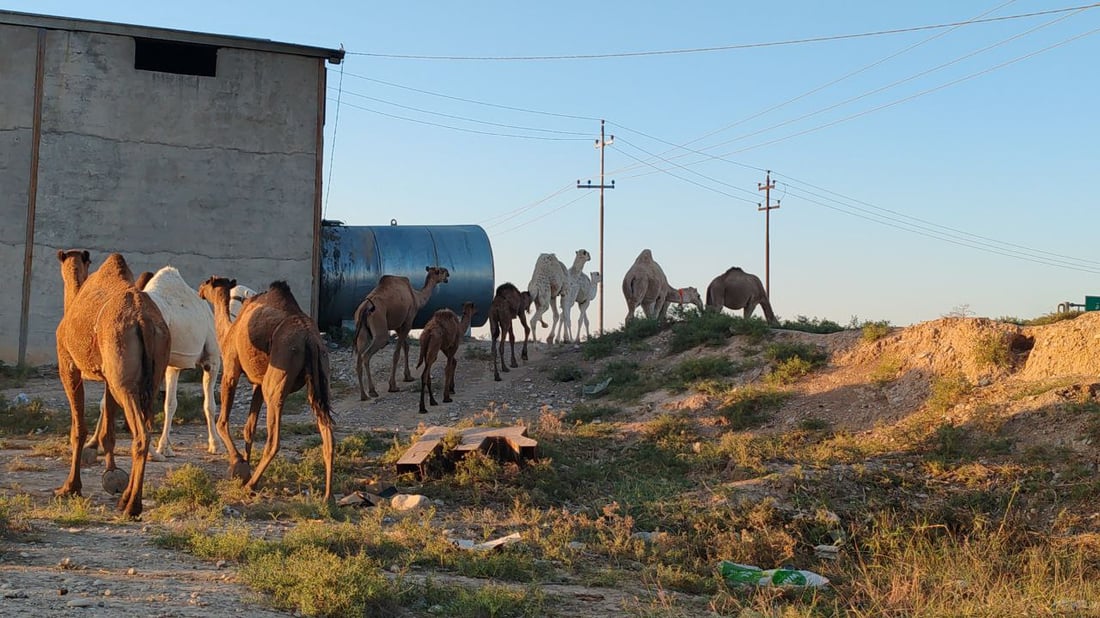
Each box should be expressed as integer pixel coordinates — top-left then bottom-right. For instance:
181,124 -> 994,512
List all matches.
319,224 -> 494,329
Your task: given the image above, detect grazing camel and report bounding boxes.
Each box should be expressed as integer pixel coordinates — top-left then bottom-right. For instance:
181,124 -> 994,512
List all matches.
489,283 -> 533,381
658,285 -> 704,321
622,249 -> 671,323
198,277 -> 335,501
55,250 -> 170,518
527,253 -> 567,345
353,266 -> 450,399
555,249 -> 592,344
416,302 -> 477,413
705,266 -> 778,325
574,271 -> 602,341
88,267 -> 221,461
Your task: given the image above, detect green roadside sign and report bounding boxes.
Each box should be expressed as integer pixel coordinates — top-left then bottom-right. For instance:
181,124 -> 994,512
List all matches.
1086,296 -> 1100,311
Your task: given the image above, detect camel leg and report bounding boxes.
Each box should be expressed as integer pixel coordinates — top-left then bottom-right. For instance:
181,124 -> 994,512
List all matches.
388,334 -> 405,393
56,352 -> 86,497
419,359 -> 434,413
245,372 -> 287,495
491,320 -> 502,381
362,329 -> 388,399
201,358 -> 219,454
242,384 -> 264,463
216,353 -> 248,475
314,411 -> 335,502
743,304 -> 756,321
354,331 -> 370,400
519,314 -> 530,361
547,300 -> 560,344
85,393 -> 108,455
443,355 -> 456,402
401,335 -> 414,382
507,322 -> 518,368
531,300 -> 547,344
561,301 -> 574,344
154,366 -> 181,461
114,392 -> 150,518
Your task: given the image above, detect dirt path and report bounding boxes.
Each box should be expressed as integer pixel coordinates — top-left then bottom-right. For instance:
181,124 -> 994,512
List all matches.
0,338 -> 595,617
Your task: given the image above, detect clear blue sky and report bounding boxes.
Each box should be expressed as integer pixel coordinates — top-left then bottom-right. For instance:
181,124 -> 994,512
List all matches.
9,1 -> 1100,330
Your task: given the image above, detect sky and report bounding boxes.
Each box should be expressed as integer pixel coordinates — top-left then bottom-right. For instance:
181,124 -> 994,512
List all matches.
7,1 -> 1100,333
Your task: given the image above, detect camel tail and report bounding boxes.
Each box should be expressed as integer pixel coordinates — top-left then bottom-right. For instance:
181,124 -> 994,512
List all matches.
304,338 -> 334,428
353,300 -> 374,360
705,285 -> 713,309
137,321 -> 159,417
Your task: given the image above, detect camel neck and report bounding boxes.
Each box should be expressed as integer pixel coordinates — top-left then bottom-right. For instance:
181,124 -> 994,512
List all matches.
210,292 -> 234,344
413,276 -> 437,308
459,311 -> 475,334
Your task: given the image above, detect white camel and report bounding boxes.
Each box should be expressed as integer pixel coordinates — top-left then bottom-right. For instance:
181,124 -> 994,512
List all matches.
229,284 -> 256,321
89,267 -> 221,461
527,253 -> 568,344
571,270 -> 602,341
556,249 -> 591,344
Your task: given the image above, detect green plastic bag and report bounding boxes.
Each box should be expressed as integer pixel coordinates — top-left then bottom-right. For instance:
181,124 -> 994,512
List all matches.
719,561 -> 829,587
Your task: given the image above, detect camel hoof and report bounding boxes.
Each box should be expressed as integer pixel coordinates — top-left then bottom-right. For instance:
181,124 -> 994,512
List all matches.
509,361 -> 518,368
54,485 -> 80,498
359,394 -> 368,401
228,460 -> 252,483
494,375 -> 502,382
388,386 -> 400,393
419,408 -> 428,414
402,377 -> 415,383
149,450 -> 166,463
368,390 -> 379,398
80,447 -> 98,467
102,469 -> 129,495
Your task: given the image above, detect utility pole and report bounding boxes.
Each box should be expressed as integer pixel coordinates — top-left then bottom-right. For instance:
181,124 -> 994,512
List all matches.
757,170 -> 779,297
577,119 -> 614,333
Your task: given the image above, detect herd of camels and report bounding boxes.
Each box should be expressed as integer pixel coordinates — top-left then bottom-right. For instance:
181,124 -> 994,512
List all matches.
50,247 -> 774,517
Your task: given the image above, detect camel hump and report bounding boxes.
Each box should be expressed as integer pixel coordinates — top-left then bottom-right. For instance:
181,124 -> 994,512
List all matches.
95,253 -> 136,284
264,280 -> 303,313
724,266 -> 744,275
636,249 -> 654,263
496,282 -> 519,296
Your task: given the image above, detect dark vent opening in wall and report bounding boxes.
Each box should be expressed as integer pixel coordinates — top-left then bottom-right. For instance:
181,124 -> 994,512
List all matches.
134,38 -> 218,77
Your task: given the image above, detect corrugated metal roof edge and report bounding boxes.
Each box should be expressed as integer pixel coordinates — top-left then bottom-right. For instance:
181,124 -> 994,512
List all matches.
0,9 -> 345,64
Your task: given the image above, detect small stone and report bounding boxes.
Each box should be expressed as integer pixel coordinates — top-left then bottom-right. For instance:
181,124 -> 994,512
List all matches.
215,560 -> 227,569
67,598 -> 94,608
58,588 -> 68,596
391,494 -> 430,511
103,590 -> 112,597
126,567 -> 136,576
567,541 -> 586,551
2,590 -> 27,599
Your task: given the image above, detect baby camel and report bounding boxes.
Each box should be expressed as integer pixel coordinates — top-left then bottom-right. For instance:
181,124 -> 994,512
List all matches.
417,302 -> 477,413
489,283 -> 532,381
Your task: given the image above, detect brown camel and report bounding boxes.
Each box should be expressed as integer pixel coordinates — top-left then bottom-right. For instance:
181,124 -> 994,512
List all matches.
489,282 -> 532,381
55,250 -> 171,518
197,277 -> 335,501
353,266 -> 450,399
416,302 -> 477,413
705,266 -> 778,325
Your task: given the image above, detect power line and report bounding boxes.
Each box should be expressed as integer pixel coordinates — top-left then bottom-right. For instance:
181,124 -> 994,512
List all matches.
481,183 -> 576,228
334,71 -> 600,121
329,98 -> 592,141
330,86 -> 591,136
775,175 -> 1100,268
346,4 -> 1099,61
613,139 -> 757,204
492,192 -> 593,236
323,59 -> 344,219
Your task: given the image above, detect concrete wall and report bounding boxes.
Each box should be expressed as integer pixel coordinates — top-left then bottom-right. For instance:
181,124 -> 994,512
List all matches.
0,24 -> 39,365
1,25 -> 323,364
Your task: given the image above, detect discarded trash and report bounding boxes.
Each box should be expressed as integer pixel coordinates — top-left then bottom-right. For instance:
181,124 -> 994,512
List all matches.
719,561 -> 829,588
451,532 -> 521,551
582,377 -> 612,396
813,544 -> 840,560
395,425 -> 538,476
337,491 -> 379,508
13,393 -> 30,405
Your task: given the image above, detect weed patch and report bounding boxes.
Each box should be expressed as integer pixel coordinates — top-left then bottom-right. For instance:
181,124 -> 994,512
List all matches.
664,355 -> 742,391
670,312 -> 769,352
779,315 -> 844,334
549,363 -> 586,382
0,396 -> 68,436
582,318 -> 661,360
861,320 -> 892,342
714,386 -> 789,430
927,373 -> 972,414
973,332 -> 1011,369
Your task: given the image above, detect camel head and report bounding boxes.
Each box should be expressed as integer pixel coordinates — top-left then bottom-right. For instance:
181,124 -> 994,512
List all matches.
519,291 -> 533,313
135,271 -> 154,291
425,266 -> 450,285
678,286 -> 704,313
197,276 -> 236,306
590,271 -> 602,286
56,249 -> 91,289
461,301 -> 477,319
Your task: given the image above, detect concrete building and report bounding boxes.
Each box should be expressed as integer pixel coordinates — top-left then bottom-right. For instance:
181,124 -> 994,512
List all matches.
0,10 -> 343,365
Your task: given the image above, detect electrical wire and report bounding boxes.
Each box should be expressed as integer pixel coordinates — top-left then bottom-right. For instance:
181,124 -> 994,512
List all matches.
492,192 -> 593,236
323,59 -> 344,219
330,86 -> 591,136
345,4 -> 1099,61
613,138 -> 759,203
329,98 -> 593,141
481,183 -> 577,227
334,71 -> 600,122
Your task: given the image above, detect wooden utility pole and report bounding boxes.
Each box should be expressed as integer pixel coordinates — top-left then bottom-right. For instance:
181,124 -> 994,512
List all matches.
757,170 -> 779,297
577,119 -> 614,333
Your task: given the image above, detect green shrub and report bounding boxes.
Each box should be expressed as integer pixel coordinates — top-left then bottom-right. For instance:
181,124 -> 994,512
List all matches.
716,387 -> 788,430
861,320 -> 892,342
664,355 -> 740,391
0,395 -> 67,436
927,373 -> 972,414
670,311 -> 769,352
973,332 -> 1010,369
582,318 -> 661,360
779,315 -> 844,334
587,360 -> 653,401
764,341 -> 827,365
564,404 -> 621,423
